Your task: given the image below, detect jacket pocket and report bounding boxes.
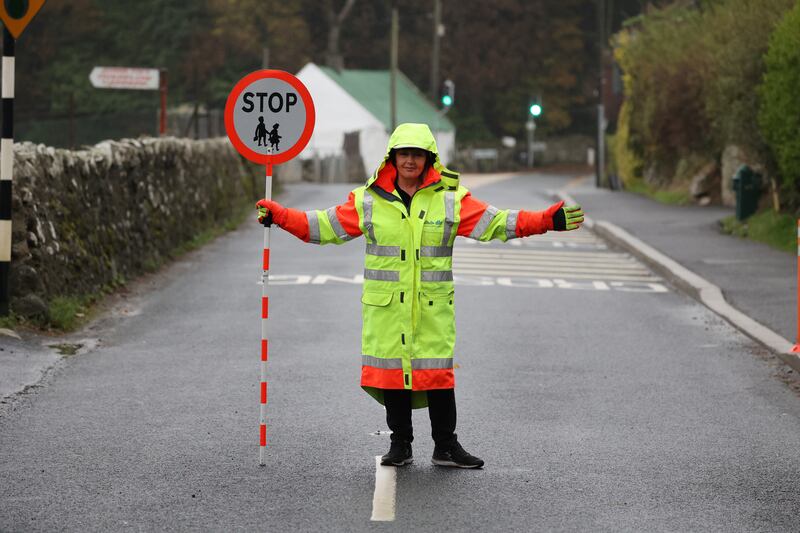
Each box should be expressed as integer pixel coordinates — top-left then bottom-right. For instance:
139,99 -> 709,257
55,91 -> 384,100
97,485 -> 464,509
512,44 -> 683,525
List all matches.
361,291 -> 400,356
414,290 -> 455,356
361,291 -> 393,306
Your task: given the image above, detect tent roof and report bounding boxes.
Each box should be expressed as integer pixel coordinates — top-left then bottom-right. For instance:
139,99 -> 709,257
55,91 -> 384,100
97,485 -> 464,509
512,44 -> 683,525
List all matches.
318,66 -> 455,132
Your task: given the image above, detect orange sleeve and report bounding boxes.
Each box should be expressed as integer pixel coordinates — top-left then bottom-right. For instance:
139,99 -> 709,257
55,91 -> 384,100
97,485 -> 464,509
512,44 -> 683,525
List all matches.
273,192 -> 362,243
516,200 -> 562,237
335,192 -> 362,237
456,192 -> 490,237
276,207 -> 311,242
515,209 -> 553,237
456,192 -> 559,238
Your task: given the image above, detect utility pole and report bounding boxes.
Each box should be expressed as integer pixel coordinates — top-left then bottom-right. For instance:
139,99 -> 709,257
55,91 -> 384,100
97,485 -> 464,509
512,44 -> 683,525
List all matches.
390,6 -> 398,131
429,0 -> 442,101
596,0 -> 607,187
526,118 -> 536,167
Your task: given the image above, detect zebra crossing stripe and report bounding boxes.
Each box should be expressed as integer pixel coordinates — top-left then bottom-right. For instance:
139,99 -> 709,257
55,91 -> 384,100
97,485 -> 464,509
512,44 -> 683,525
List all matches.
451,238 -> 661,282
452,268 -> 660,282
454,256 -> 646,271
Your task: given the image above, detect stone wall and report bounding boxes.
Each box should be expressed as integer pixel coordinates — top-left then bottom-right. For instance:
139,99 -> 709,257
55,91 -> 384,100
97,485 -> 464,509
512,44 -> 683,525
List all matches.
8,137 -> 261,317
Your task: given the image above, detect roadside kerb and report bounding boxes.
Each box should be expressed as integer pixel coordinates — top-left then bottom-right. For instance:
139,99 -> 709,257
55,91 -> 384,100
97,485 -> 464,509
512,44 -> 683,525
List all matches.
557,191 -> 799,373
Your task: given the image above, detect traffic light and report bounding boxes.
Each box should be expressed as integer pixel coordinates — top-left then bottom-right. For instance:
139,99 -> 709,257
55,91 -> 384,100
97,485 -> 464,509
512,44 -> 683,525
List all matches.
441,79 -> 455,108
529,103 -> 542,117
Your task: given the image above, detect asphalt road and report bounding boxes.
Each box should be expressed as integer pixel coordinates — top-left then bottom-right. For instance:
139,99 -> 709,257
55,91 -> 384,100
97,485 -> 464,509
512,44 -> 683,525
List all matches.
1,173 -> 799,531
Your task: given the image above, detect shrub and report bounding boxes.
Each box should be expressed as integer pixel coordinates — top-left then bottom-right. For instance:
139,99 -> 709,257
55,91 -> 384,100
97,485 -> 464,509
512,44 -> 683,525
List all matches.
614,5 -> 711,174
608,100 -> 643,187
702,0 -> 794,153
758,1 -> 800,212
613,0 -> 794,192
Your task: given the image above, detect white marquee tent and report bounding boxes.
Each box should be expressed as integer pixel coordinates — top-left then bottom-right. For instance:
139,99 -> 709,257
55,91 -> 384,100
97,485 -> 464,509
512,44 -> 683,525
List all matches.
296,63 -> 456,172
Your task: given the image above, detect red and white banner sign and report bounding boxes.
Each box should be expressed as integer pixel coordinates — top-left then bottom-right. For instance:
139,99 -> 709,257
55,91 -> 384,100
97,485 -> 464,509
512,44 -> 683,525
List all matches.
89,67 -> 160,90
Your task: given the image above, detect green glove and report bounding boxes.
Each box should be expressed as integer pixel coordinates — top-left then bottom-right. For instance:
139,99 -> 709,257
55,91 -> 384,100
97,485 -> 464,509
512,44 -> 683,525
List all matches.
257,206 -> 269,223
552,204 -> 584,231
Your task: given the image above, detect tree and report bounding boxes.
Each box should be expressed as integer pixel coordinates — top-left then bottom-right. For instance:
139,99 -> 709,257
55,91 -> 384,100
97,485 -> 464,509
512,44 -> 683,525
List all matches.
324,0 -> 358,70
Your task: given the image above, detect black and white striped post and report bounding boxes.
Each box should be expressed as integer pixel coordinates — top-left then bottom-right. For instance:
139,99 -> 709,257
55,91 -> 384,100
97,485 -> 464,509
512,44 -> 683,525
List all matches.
0,28 -> 14,316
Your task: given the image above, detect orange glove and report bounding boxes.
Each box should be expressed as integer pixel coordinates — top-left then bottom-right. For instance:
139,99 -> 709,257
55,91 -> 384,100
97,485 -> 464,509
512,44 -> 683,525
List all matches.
255,199 -> 287,227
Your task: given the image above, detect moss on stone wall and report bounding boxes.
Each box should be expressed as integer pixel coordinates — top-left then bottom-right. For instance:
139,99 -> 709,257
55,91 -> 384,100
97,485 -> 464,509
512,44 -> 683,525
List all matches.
8,137 -> 261,321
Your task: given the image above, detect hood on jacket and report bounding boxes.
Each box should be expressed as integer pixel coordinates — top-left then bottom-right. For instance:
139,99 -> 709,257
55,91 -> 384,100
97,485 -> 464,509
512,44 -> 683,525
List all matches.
366,123 -> 458,190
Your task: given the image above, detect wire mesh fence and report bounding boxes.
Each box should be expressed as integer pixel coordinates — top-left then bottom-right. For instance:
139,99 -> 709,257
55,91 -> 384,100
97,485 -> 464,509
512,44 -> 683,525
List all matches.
13,106 -> 226,149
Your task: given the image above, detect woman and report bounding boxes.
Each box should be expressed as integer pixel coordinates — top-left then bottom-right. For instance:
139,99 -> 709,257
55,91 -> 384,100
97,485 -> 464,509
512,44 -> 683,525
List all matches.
256,123 -> 584,468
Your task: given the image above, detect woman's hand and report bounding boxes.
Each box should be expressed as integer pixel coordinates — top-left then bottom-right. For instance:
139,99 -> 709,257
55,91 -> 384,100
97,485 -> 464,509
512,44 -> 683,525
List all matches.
255,199 -> 286,226
552,204 -> 584,231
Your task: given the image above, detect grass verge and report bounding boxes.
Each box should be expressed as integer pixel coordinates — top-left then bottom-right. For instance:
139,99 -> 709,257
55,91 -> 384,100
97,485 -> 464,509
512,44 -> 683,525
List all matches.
720,210 -> 796,253
624,179 -> 692,205
0,314 -> 17,330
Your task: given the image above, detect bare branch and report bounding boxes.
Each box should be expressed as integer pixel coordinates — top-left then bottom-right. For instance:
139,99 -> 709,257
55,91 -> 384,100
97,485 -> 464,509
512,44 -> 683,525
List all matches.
337,0 -> 357,24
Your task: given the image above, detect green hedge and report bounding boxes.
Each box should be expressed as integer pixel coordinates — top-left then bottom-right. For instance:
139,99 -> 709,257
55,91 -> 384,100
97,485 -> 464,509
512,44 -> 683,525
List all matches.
758,1 -> 800,212
613,0 -> 794,189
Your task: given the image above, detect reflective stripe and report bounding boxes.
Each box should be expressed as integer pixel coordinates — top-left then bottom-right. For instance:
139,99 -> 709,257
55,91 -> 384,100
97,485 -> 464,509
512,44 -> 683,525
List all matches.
362,193 -> 377,243
421,270 -> 453,282
306,211 -> 321,244
442,191 -> 455,245
420,245 -> 453,257
362,355 -> 404,369
364,268 -> 400,281
506,209 -> 519,240
326,206 -> 355,241
366,243 -> 401,256
411,358 -> 453,370
469,205 -> 499,239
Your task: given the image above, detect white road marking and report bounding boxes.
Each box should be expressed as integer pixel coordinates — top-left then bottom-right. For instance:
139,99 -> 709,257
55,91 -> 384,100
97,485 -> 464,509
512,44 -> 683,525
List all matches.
454,268 -> 660,282
455,257 -> 648,271
266,274 -> 669,292
370,455 -> 397,522
456,247 -> 627,259
446,226 -> 666,284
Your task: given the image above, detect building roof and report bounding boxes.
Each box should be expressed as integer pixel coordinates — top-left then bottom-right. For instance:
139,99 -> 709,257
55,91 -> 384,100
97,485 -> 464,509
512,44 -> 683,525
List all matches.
318,66 -> 455,133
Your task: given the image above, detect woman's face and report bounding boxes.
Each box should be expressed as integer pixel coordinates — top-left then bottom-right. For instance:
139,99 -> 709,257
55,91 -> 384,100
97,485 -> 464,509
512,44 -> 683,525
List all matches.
395,148 -> 428,180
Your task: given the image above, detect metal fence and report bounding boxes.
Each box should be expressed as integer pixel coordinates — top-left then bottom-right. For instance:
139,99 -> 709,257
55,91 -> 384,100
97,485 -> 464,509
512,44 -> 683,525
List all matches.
13,106 -> 226,149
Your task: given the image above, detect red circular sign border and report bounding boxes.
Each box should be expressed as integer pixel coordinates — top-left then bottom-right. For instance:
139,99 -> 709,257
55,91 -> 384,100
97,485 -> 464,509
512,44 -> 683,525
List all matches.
224,69 -> 316,166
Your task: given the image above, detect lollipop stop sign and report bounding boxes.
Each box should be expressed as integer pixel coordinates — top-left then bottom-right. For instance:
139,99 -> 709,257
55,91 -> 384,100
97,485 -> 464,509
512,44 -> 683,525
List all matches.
225,69 -> 315,167
224,70 -> 314,466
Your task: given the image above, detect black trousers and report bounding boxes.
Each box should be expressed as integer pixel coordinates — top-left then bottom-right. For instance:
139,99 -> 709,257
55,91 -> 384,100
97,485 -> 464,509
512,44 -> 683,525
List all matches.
383,388 -> 457,449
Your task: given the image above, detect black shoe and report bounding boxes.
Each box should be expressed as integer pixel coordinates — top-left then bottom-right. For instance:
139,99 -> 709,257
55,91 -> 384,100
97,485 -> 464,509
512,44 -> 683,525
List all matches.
431,442 -> 484,468
381,441 -> 413,466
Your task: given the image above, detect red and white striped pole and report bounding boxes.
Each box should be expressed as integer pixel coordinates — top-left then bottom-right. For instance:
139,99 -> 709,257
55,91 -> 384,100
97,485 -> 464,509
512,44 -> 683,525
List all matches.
794,219 -> 800,354
259,161 -> 273,465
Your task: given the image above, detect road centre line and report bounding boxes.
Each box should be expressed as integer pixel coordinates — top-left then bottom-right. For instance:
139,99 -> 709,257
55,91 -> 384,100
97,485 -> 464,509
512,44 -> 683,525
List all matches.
370,456 -> 397,521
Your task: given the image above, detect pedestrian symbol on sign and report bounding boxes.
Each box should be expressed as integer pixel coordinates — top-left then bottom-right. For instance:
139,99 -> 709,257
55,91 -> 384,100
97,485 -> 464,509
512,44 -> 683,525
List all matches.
268,123 -> 281,151
254,117 -> 267,146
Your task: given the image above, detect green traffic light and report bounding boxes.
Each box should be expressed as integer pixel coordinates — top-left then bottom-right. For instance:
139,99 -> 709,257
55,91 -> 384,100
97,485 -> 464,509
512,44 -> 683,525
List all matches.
442,95 -> 453,107
529,104 -> 542,117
